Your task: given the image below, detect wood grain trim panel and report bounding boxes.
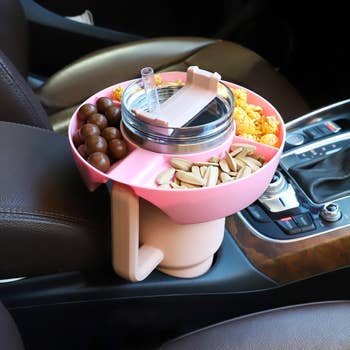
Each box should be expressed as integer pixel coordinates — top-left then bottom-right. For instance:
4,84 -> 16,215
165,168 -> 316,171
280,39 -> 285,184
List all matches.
226,215 -> 350,284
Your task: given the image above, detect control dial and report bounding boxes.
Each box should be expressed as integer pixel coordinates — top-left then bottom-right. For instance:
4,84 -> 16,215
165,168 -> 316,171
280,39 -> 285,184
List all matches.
259,171 -> 300,212
320,202 -> 341,222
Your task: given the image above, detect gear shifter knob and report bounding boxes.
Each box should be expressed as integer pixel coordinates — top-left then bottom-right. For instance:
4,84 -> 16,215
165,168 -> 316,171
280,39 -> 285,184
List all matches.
259,171 -> 300,212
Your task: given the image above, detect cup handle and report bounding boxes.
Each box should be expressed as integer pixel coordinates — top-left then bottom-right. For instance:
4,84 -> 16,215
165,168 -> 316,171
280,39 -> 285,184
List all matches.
111,182 -> 164,282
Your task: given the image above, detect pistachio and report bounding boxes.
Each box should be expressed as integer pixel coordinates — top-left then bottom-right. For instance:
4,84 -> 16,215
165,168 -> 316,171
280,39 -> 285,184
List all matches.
193,161 -> 219,167
231,143 -> 256,153
191,165 -> 201,178
176,171 -> 204,186
245,156 -> 262,167
209,156 -> 220,163
170,158 -> 192,171
240,157 -> 261,172
156,168 -> 175,185
203,166 -> 211,186
236,166 -> 252,179
156,141 -> 264,190
219,159 -> 231,173
206,166 -> 219,187
229,147 -> 243,157
174,177 -> 181,185
234,157 -> 246,169
220,172 -> 233,183
200,166 -> 208,178
235,149 -> 250,159
250,154 -> 265,164
225,151 -> 237,172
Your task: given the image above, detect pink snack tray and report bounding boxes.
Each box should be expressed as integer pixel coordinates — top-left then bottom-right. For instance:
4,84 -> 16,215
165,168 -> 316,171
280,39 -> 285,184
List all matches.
69,72 -> 285,224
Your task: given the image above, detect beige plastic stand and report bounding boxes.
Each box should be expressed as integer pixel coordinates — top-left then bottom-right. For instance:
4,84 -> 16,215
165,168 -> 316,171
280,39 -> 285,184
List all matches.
112,183 -> 225,282
112,184 -> 164,282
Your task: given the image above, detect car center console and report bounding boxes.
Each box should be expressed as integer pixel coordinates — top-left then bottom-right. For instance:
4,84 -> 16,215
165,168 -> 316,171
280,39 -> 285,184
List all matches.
228,99 -> 350,284
3,102 -> 350,350
239,99 -> 350,241
2,100 -> 350,309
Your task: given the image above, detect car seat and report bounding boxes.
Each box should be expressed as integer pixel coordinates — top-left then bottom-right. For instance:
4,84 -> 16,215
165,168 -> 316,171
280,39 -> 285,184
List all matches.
0,0 -> 309,134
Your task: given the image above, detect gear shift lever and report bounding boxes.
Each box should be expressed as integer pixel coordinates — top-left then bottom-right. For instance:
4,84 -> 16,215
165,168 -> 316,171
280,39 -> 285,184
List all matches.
259,170 -> 299,212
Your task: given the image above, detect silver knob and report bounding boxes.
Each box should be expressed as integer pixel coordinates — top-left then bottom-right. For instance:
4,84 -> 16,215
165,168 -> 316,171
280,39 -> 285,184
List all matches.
259,171 -> 299,213
320,202 -> 341,222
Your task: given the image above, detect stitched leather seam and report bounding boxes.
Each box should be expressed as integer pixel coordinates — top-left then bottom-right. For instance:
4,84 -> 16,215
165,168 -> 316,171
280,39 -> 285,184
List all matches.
0,213 -> 87,227
0,58 -> 47,128
0,60 -> 39,120
0,208 -> 91,225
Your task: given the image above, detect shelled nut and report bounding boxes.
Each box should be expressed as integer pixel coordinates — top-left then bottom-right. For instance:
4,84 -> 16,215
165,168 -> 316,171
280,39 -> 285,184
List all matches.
156,145 -> 265,190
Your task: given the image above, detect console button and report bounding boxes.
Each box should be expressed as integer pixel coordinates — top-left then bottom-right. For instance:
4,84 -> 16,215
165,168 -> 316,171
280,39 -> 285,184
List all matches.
305,126 -> 324,139
246,205 -> 271,223
320,202 -> 342,222
293,213 -> 316,232
317,123 -> 333,136
276,217 -> 301,234
286,133 -> 305,146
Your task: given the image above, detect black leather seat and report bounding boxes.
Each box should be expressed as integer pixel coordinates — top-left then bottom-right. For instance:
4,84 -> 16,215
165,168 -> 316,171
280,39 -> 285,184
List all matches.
161,301 -> 350,350
2,301 -> 350,349
0,0 -> 309,134
0,121 -> 110,278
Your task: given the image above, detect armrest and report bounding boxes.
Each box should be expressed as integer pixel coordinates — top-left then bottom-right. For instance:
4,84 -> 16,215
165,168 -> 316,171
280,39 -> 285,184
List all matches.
0,122 -> 110,278
36,37 -> 309,123
36,37 -> 217,111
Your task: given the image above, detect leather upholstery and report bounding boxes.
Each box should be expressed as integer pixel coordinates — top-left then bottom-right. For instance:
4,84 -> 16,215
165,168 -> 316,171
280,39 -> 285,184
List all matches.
0,0 -> 27,77
49,105 -> 79,134
36,38 -> 309,133
0,1 -> 308,134
0,302 -> 24,350
161,301 -> 350,350
0,50 -> 51,130
0,122 -> 110,278
38,37 -> 217,112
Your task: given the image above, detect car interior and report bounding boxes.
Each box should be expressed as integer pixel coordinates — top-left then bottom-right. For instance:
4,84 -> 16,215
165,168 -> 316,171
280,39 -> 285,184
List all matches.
1,0 -> 350,349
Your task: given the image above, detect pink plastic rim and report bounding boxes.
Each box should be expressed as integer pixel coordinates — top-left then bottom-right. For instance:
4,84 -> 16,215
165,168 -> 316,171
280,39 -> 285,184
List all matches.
68,71 -> 286,223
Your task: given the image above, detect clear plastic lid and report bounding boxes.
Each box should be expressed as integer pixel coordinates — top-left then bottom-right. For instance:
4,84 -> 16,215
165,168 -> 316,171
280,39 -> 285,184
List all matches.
121,69 -> 235,154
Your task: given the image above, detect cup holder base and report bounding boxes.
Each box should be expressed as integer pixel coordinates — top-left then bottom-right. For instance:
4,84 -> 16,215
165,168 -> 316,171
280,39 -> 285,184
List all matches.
157,255 -> 213,278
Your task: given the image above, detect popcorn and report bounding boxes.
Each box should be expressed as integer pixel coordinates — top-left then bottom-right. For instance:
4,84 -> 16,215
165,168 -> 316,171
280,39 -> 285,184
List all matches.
234,107 -> 258,135
260,134 -> 279,147
232,89 -> 280,147
112,86 -> 124,101
155,74 -> 162,86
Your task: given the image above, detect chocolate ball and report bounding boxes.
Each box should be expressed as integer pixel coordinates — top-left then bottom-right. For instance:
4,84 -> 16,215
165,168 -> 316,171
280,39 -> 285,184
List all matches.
102,127 -> 122,142
88,152 -> 110,172
87,113 -> 108,130
78,103 -> 97,122
85,135 -> 108,155
105,105 -> 122,126
77,144 -> 88,158
109,139 -> 128,160
96,97 -> 114,113
79,123 -> 101,142
72,131 -> 82,146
